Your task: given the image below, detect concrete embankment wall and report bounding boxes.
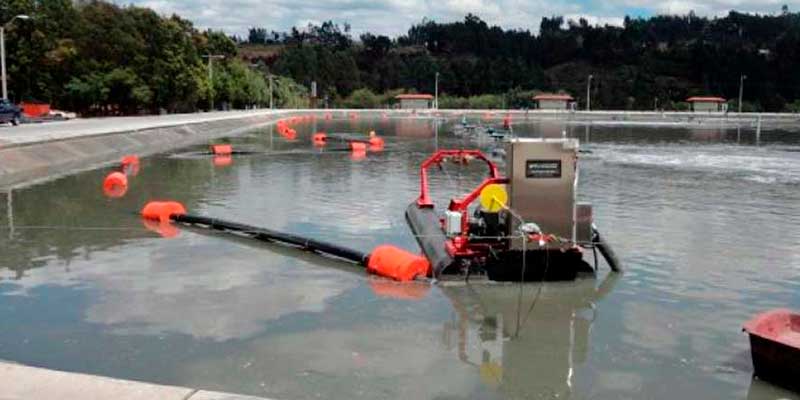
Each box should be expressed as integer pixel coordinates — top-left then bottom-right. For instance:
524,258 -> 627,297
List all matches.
0,361 -> 271,400
0,112 -> 292,188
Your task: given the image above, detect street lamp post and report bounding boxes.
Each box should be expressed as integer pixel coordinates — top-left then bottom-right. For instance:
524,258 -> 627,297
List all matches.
434,72 -> 439,110
1,15 -> 31,100
738,74 -> 747,114
202,54 -> 224,111
586,74 -> 593,111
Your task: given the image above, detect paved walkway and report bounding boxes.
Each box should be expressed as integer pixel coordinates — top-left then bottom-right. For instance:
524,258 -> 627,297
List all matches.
0,110 -> 287,148
0,362 -> 272,400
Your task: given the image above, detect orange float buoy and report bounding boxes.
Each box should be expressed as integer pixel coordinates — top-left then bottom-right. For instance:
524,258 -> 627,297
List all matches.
369,143 -> 384,152
282,128 -> 297,140
211,144 -> 232,155
367,245 -> 431,281
102,171 -> 128,198
502,115 -> 512,129
313,132 -> 327,142
140,201 -> 187,223
121,154 -> 139,166
120,154 -> 140,176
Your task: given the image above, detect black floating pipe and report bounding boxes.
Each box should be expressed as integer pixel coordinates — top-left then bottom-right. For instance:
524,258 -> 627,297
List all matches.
592,226 -> 621,273
173,214 -> 369,265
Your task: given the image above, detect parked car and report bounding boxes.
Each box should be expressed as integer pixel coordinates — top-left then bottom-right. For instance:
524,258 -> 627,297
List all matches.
0,99 -> 22,125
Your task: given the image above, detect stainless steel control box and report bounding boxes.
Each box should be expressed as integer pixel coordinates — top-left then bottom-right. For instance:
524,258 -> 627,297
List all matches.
505,138 -> 580,250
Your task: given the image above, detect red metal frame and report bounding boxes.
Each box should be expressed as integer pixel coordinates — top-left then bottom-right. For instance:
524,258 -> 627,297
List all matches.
417,150 -> 506,207
415,149 -> 509,257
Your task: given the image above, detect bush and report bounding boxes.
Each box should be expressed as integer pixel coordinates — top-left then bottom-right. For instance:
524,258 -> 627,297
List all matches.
785,100 -> 800,113
467,94 -> 504,109
341,88 -> 380,108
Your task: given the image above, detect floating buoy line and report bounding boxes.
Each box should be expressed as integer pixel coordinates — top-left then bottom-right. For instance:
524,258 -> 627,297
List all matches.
91,115 -> 621,288
139,201 -> 431,282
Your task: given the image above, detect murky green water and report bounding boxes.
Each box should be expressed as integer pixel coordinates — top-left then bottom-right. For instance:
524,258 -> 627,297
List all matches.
1,116 -> 799,399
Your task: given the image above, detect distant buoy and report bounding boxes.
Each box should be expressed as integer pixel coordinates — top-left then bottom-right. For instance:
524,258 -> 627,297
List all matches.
210,144 -> 232,155
103,172 -> 128,198
141,201 -> 187,223
282,128 -> 297,140
313,132 -> 327,143
120,155 -> 140,176
369,143 -> 384,152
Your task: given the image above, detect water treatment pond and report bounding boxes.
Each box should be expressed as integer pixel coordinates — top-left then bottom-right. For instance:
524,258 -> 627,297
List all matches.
1,116 -> 799,399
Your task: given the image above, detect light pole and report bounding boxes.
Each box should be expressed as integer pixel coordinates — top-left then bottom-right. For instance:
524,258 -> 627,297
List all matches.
202,54 -> 224,111
738,74 -> 747,114
1,15 -> 31,100
434,72 -> 439,109
586,74 -> 593,111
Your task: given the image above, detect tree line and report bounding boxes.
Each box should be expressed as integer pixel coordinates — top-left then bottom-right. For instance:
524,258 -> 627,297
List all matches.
2,0 -> 308,115
4,0 -> 800,113
243,9 -> 800,112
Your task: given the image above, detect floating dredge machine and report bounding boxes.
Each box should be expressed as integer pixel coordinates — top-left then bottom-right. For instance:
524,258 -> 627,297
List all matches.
138,135 -> 618,283
407,138 -> 619,281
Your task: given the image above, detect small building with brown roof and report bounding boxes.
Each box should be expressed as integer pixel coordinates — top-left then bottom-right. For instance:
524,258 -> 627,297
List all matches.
687,96 -> 727,112
533,94 -> 574,110
395,94 -> 434,109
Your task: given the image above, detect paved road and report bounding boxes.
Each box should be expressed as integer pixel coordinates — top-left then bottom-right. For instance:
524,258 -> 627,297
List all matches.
0,110 -> 286,148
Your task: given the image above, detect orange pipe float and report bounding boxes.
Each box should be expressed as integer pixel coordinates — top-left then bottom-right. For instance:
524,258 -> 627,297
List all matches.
120,155 -> 140,176
313,132 -> 327,142
141,201 -> 187,223
102,172 -> 128,198
211,144 -> 232,155
367,245 -> 431,282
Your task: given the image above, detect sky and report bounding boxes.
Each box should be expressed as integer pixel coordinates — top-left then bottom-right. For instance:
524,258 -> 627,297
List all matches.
115,0 -> 797,37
